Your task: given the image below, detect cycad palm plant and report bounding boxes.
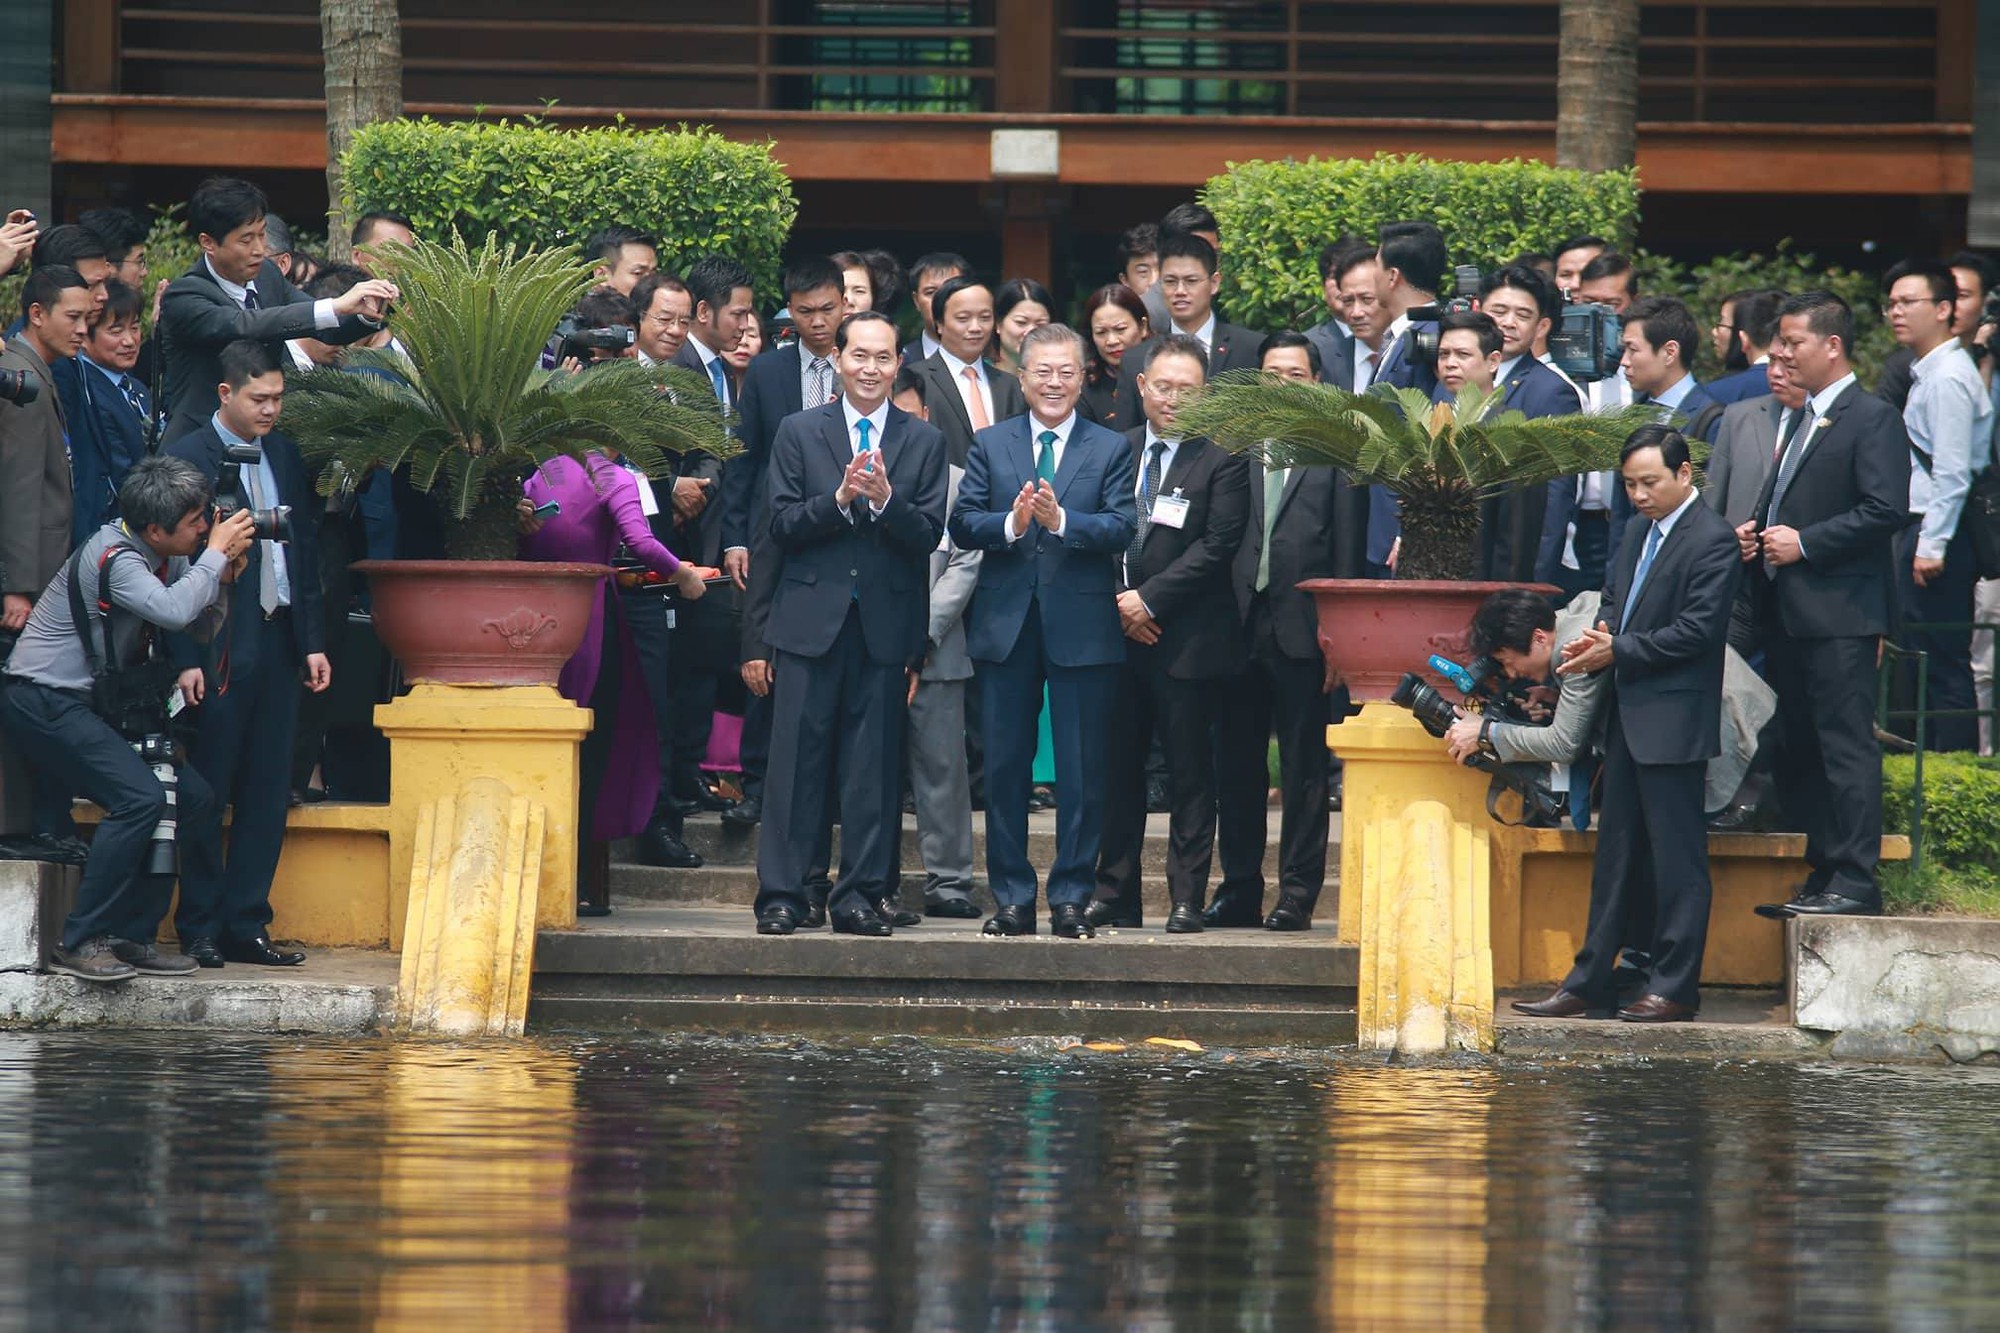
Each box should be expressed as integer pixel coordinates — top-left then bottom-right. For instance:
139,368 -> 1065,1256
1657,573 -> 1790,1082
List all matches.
1177,373 -> 1662,581
280,232 -> 734,560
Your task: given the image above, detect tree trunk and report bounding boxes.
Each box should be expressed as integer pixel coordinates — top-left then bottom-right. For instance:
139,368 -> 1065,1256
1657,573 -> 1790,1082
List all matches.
1555,0 -> 1640,173
321,0 -> 402,264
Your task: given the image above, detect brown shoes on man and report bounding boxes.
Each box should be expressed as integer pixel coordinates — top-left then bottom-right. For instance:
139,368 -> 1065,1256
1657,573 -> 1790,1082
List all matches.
1510,989 -> 1699,1023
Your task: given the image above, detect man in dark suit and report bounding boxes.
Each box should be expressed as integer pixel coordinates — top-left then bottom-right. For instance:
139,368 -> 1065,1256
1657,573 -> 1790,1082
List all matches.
913,276 -> 1028,468
1745,292 -> 1913,919
54,279 -> 156,547
1114,233 -> 1263,413
1514,425 -> 1741,1022
1210,332 -> 1369,931
1469,267 -> 1583,581
1085,335 -> 1249,934
1303,237 -> 1361,390
1704,288 -> 1785,406
1704,361 -> 1804,531
165,341 -> 328,966
1364,220 -> 1448,574
158,178 -> 395,443
1620,296 -> 1724,439
752,313 -> 947,937
950,324 -> 1137,939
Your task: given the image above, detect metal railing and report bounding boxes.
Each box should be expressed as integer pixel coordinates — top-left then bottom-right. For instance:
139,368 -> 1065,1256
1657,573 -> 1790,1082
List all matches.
1875,620 -> 2000,878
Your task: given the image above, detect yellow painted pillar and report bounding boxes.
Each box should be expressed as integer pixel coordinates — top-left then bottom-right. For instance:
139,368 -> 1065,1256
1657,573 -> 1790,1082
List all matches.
376,684 -> 591,949
1331,702 -> 1495,1054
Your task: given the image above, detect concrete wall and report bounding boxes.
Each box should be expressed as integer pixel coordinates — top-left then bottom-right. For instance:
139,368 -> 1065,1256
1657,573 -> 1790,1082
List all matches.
1792,915 -> 2000,1064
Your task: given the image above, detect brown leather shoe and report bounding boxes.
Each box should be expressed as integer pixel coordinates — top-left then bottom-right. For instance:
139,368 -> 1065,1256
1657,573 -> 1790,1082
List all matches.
1510,989 -> 1593,1018
1618,994 -> 1698,1023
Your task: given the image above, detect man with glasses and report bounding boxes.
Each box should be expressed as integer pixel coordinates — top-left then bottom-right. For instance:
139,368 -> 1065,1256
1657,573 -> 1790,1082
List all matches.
1115,232 -> 1262,417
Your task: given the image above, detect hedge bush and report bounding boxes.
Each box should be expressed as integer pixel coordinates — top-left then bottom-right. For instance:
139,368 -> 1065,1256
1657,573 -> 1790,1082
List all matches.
1882,752 -> 2000,915
1201,153 -> 1640,333
342,117 -> 797,303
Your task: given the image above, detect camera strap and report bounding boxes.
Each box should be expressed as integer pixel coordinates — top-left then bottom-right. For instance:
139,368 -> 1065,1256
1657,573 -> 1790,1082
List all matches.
65,530 -> 158,679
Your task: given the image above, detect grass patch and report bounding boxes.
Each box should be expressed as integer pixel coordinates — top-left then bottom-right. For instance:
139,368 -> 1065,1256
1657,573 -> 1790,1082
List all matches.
1881,861 -> 2000,918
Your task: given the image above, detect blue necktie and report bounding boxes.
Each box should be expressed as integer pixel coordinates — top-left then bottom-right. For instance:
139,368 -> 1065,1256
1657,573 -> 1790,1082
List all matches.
1036,430 -> 1057,483
119,374 -> 148,422
1622,521 -> 1665,627
855,417 -> 872,456
707,355 -> 729,407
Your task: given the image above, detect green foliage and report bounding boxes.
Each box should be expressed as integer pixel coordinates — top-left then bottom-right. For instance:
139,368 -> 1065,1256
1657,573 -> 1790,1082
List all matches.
1881,860 -> 2000,919
280,234 -> 734,561
1633,241 -> 1893,389
342,117 -> 797,303
1201,154 -> 1640,332
1882,752 -> 2000,892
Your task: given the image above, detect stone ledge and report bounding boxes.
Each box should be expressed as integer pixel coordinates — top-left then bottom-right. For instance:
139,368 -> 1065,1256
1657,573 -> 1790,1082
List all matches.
1791,915 -> 2000,1065
0,948 -> 398,1034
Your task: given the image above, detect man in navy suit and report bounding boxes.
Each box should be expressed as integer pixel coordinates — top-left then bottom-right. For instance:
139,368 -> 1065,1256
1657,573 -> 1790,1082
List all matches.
950,324 -> 1137,939
165,341 -> 327,967
1704,288 -> 1786,405
54,279 -> 156,547
1364,220 -> 1448,574
752,313 -> 947,937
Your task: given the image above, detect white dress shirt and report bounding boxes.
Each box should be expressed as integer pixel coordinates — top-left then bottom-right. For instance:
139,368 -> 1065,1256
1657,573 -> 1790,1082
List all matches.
1004,412 -> 1077,542
1128,426 -> 1182,593
839,397 -> 891,519
689,334 -> 731,408
205,256 -> 339,332
210,412 -> 290,607
940,347 -> 995,427
1176,311 -> 1218,354
1905,337 -> 1994,558
1352,343 -> 1380,393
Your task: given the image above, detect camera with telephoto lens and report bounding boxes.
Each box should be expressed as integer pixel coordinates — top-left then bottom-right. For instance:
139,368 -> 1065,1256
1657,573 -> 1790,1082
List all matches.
0,367 -> 40,405
553,314 -> 636,366
1407,265 -> 1485,368
130,730 -> 184,876
216,443 -> 292,541
87,657 -> 185,875
1390,654 -> 1564,827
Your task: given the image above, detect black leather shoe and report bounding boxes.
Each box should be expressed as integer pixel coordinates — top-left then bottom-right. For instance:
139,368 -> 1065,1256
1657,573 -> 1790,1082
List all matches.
1263,897 -> 1312,931
677,782 -> 737,813
832,907 -> 893,937
1084,900 -> 1140,929
1165,904 -> 1204,934
721,794 -> 763,829
1202,894 -> 1264,928
803,890 -> 829,930
925,898 -> 981,919
755,905 -> 799,936
1510,989 -> 1594,1018
1050,902 -> 1095,939
1782,892 -> 1882,917
1027,786 -> 1056,812
1705,803 -> 1757,832
983,905 -> 1036,936
874,897 -> 923,928
637,824 -> 702,869
1145,776 -> 1170,814
18,833 -> 88,866
182,935 -> 225,969
221,933 -> 305,966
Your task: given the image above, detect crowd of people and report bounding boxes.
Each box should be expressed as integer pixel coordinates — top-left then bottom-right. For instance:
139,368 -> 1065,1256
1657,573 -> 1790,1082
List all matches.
0,183 -> 1994,1014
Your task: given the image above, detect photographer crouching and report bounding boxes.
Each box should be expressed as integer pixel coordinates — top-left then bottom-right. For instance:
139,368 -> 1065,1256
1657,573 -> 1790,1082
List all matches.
0,458 -> 255,981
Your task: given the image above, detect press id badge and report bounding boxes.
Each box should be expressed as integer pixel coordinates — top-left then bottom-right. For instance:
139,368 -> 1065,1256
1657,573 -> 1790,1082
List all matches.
633,473 -> 661,518
1149,489 -> 1190,530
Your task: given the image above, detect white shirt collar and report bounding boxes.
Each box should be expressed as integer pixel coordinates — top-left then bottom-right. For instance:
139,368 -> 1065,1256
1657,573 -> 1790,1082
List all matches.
939,347 -> 985,381
1651,488 -> 1701,540
840,395 -> 889,444
1028,411 -> 1077,448
1176,311 -> 1218,348
205,256 -> 255,307
1808,371 -> 1857,418
1386,311 -> 1413,344
689,333 -> 724,371
81,352 -> 128,386
1495,355 -> 1524,387
210,412 -> 258,451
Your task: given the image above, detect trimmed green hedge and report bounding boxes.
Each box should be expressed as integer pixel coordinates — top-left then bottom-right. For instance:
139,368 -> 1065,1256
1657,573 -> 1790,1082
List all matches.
1201,153 -> 1640,333
1882,753 -> 2000,915
342,117 -> 797,302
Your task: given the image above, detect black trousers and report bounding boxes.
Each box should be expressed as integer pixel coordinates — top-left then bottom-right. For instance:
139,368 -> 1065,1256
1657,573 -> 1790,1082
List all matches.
738,689 -> 771,800
1763,628 -> 1882,906
291,508 -> 355,791
1093,645 -> 1223,915
1561,710 -> 1712,1007
619,587 -> 683,835
1894,524 -> 1979,754
0,681 -> 218,951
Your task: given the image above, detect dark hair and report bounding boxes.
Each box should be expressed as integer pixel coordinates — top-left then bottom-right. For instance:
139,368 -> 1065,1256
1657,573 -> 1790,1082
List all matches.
906,251 -> 970,297
572,287 -> 636,330
1622,423 -> 1692,472
350,211 -> 414,249
120,455 -> 214,535
586,225 -> 659,268
1725,287 -> 1787,355
1468,588 -> 1557,658
218,338 -> 282,389
1142,332 -> 1209,377
891,363 -> 927,405
860,249 -> 905,317
1332,243 -> 1379,288
1946,250 -> 2000,302
995,277 -> 1056,325
1377,220 -> 1448,296
1479,264 -> 1557,323
289,251 -> 323,287
1257,329 -> 1323,379
784,255 -> 846,300
835,309 -> 898,351
1158,231 -> 1219,277
631,271 -> 690,317
1160,201 -> 1219,237
20,265 -> 87,320
930,274 -> 990,328
305,262 -> 371,300
1622,295 -> 1700,368
1080,283 -> 1150,382
1779,290 -> 1856,354
1118,223 -> 1159,266
78,207 -> 147,257
1438,309 -> 1503,359
684,255 -> 755,317
187,177 -> 268,244
1554,235 -> 1608,264
1884,258 -> 1958,307
1578,250 -> 1637,297
31,224 -> 109,270
1316,234 -> 1368,282
91,277 -> 144,328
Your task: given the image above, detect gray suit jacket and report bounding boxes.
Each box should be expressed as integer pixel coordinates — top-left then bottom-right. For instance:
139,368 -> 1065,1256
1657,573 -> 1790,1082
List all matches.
1704,393 -> 1783,528
1305,319 -> 1354,392
922,464 -> 981,682
0,338 -> 74,599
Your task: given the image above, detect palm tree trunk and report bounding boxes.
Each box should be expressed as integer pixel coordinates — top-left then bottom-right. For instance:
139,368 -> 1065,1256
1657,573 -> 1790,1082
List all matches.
1556,0 -> 1640,173
321,0 -> 402,263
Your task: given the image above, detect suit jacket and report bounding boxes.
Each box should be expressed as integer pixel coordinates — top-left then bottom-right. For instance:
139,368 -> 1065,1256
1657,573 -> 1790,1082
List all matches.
1665,381 -> 1724,442
1120,430 -> 1250,679
159,258 -> 375,443
1455,358 -> 1582,581
923,464 -> 981,682
1706,363 -> 1770,406
1749,380 -> 1913,640
0,338 -> 74,600
1233,461 -> 1368,660
1600,497 -> 1741,766
1113,321 -> 1265,416
669,339 -> 733,564
1704,393 -> 1784,528
764,402 -> 947,667
1364,318 -> 1440,564
164,421 -> 326,666
1306,319 -> 1354,394
949,413 -> 1137,668
54,356 -> 154,547
722,342 -> 812,553
914,352 -> 1027,468
1079,372 -> 1139,435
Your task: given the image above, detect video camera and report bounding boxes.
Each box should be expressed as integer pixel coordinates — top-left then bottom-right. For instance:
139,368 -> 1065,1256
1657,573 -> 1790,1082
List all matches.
1407,265 -> 1484,368
1389,653 -> 1565,827
217,443 -> 292,541
0,367 -> 40,405
1404,264 -> 1622,384
553,314 -> 636,366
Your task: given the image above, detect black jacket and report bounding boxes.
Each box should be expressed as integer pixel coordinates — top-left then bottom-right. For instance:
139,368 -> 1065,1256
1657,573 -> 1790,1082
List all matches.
1121,429 -> 1250,679
1232,461 -> 1369,660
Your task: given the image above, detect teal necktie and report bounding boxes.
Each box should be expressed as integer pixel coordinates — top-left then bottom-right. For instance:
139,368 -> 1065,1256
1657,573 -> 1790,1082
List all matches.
1036,430 -> 1057,483
1622,521 -> 1665,626
707,355 -> 729,407
856,417 -> 872,456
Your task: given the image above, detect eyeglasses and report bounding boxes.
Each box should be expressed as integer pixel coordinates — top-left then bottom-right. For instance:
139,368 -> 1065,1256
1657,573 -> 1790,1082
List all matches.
1025,366 -> 1080,384
645,312 -> 691,330
1157,276 -> 1210,292
1882,297 -> 1946,314
1143,383 -> 1196,402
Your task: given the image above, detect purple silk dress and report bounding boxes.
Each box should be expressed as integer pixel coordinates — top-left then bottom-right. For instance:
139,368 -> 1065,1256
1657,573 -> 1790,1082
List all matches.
520,453 -> 682,841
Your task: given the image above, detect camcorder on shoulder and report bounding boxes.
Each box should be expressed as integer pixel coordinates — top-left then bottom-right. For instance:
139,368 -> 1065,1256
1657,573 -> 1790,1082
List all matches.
553,314 -> 636,366
217,443 -> 292,541
1390,653 -> 1565,828
1405,264 -> 1622,384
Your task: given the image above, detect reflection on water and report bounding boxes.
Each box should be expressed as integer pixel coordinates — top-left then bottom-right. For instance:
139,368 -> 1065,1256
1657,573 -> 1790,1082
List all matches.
0,1033 -> 1997,1328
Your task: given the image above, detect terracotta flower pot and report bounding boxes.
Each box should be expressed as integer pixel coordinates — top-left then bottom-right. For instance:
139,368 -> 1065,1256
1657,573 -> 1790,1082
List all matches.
354,559 -> 611,687
1301,578 -> 1561,703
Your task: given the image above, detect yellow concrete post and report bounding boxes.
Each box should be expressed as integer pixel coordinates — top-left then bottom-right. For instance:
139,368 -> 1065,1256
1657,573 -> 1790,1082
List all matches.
375,684 -> 591,949
1331,702 -> 1496,1054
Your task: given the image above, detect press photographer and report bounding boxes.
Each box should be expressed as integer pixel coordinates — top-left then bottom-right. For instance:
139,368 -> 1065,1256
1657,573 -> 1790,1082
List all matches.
0,457 -> 254,982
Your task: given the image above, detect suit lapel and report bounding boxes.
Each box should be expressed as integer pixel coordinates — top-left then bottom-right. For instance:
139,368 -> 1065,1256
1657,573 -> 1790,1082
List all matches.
781,344 -> 805,415
1622,517 -> 1681,625
1007,417 -> 1037,491
928,358 -> 975,439
1053,421 -> 1091,501
819,403 -> 852,476
1784,382 -> 1856,487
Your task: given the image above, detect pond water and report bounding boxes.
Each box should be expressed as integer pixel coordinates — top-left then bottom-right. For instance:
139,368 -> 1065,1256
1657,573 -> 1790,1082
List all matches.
0,1032 -> 1996,1329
